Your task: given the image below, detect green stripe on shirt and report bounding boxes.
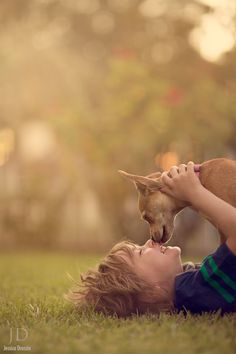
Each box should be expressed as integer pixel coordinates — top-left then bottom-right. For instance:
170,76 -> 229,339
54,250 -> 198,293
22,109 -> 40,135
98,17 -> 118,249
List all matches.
208,256 -> 236,292
200,264 -> 234,303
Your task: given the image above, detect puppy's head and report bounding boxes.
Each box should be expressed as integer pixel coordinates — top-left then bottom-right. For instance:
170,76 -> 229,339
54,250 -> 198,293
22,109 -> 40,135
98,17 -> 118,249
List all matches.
119,170 -> 182,243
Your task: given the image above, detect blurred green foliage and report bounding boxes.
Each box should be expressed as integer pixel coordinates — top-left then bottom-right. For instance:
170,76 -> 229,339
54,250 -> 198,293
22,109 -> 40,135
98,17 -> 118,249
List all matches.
0,0 -> 236,251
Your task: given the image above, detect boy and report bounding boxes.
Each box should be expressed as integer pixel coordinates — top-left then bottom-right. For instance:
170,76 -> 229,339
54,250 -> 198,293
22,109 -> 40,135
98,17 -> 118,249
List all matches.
65,162 -> 236,317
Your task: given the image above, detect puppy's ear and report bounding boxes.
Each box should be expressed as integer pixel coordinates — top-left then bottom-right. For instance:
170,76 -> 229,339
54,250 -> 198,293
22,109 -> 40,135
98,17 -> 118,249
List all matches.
118,170 -> 163,195
146,171 -> 162,179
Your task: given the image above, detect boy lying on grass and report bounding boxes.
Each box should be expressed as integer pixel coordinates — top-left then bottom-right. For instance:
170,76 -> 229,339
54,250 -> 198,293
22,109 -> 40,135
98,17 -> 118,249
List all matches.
65,162 -> 236,317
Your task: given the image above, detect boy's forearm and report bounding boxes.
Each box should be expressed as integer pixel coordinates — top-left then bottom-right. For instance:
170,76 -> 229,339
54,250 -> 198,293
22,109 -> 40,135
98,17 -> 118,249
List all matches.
189,186 -> 236,239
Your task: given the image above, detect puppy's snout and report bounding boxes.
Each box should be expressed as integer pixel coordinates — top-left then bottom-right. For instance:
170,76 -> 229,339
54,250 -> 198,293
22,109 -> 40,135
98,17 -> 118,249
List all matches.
150,233 -> 161,243
150,225 -> 168,243
151,236 -> 157,243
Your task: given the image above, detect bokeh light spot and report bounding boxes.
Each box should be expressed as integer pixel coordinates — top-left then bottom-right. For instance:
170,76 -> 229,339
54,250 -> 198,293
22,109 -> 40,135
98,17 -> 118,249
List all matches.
0,128 -> 15,166
155,151 -> 179,171
139,0 -> 167,18
91,10 -> 115,35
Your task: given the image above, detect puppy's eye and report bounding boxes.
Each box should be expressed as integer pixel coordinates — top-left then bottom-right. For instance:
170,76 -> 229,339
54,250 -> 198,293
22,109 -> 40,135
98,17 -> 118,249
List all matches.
143,215 -> 154,224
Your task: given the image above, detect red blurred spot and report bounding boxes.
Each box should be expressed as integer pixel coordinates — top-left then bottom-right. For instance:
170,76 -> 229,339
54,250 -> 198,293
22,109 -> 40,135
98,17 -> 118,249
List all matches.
163,87 -> 185,106
112,47 -> 136,60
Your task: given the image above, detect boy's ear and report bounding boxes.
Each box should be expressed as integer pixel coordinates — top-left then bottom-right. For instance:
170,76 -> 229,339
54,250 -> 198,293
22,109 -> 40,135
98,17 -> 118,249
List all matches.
118,170 -> 163,195
138,282 -> 170,304
153,283 -> 170,302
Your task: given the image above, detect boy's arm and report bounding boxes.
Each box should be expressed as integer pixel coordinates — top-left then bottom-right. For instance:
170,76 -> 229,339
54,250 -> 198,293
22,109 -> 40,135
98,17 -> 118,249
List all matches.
161,161 -> 236,255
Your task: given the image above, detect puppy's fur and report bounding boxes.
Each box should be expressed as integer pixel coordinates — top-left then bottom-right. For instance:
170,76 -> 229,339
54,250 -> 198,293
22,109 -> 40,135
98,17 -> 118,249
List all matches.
119,158 -> 236,244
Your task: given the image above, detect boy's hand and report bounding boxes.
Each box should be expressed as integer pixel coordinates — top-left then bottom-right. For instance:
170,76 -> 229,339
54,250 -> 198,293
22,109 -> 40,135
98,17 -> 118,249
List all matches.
160,161 -> 203,203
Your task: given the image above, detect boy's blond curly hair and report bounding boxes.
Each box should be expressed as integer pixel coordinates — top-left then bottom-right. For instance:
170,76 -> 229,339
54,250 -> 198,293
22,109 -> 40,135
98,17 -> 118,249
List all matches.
65,241 -> 176,318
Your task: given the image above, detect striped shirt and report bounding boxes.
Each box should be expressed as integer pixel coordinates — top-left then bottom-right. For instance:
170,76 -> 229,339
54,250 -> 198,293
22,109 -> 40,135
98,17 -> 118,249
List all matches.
174,243 -> 236,314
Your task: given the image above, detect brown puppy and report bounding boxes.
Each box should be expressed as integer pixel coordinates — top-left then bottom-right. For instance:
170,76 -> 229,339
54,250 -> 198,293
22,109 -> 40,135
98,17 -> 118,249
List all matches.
119,158 -> 236,244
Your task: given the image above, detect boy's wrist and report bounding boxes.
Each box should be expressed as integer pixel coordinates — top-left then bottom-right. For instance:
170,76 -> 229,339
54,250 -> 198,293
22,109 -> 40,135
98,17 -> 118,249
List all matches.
187,185 -> 206,206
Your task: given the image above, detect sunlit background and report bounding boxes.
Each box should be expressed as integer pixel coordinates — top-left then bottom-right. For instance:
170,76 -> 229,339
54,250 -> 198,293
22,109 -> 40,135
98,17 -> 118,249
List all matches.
0,0 -> 236,256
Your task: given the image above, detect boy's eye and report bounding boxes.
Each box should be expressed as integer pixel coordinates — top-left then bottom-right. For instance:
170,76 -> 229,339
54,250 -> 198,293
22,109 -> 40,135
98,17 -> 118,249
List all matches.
139,248 -> 143,256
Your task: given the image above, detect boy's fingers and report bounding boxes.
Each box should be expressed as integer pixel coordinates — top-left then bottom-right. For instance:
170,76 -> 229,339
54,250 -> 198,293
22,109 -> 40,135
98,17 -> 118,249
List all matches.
161,171 -> 173,188
169,166 -> 178,177
187,161 -> 194,173
179,164 -> 187,173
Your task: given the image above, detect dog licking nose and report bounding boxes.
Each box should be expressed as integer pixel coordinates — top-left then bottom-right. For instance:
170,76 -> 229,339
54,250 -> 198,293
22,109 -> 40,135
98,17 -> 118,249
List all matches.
150,225 -> 168,244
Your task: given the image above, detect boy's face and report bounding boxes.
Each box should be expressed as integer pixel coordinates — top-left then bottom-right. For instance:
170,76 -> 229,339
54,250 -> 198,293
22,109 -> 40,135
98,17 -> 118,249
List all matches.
122,239 -> 183,286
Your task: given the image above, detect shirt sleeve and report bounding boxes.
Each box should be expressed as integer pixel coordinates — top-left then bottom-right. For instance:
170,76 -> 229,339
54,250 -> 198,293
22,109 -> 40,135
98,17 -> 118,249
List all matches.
174,243 -> 236,314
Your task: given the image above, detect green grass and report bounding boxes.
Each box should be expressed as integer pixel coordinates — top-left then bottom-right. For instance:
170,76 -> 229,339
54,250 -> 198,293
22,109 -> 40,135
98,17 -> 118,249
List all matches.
0,252 -> 236,354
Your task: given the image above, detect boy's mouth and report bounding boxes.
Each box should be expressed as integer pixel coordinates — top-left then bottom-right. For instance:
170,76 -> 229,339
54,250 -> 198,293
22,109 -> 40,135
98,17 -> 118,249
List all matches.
160,245 -> 167,254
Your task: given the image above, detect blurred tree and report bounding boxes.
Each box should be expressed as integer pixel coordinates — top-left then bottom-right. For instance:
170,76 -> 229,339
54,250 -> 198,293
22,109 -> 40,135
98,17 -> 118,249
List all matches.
0,0 -> 236,250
